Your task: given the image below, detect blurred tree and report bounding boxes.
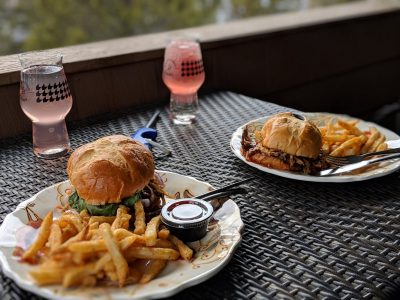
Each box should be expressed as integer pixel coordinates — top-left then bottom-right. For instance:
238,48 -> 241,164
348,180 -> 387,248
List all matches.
0,0 -> 358,56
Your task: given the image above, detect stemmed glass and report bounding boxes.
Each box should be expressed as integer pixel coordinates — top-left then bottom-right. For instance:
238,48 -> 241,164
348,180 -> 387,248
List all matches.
162,38 -> 205,125
19,51 -> 73,159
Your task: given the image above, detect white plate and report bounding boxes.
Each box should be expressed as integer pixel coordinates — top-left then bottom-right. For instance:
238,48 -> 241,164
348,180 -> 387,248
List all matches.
0,171 -> 243,299
230,113 -> 400,183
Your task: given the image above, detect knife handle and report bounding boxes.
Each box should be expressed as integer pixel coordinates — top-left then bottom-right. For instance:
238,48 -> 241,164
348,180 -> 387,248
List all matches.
364,152 -> 400,165
320,152 -> 400,176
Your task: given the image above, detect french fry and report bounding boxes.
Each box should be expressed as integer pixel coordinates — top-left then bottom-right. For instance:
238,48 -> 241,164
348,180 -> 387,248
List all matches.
30,267 -> 64,286
52,225 -> 89,254
153,239 -> 175,249
124,247 -> 180,261
100,223 -> 129,287
370,135 -> 385,153
104,260 -> 118,281
324,134 -> 355,143
139,259 -> 167,283
48,223 -> 62,252
63,263 -> 96,288
94,238 -> 134,274
376,142 -> 388,151
23,180 -> 194,289
318,127 -> 327,135
105,270 -> 118,282
338,119 -> 363,136
348,119 -> 360,126
89,221 -> 99,230
111,206 -> 131,231
61,223 -> 77,241
23,211 -> 53,260
69,235 -> 136,253
322,142 -> 330,153
329,135 -> 366,157
113,228 -> 134,240
119,235 -> 137,250
89,228 -> 102,240
47,253 -> 74,267
95,253 -> 112,273
79,209 -> 91,223
158,228 -> 170,240
59,213 -> 85,232
134,201 -> 146,234
145,216 -> 161,246
89,216 -> 116,225
71,252 -> 92,265
68,240 -> 106,253
169,234 -> 193,261
361,129 -> 380,154
81,275 -> 97,287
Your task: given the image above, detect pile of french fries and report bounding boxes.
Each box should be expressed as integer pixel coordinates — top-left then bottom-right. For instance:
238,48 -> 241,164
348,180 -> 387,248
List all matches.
21,201 -> 193,288
319,118 -> 387,157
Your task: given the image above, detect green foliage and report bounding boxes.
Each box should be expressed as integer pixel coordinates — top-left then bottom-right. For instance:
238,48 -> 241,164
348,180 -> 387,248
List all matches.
0,0 -> 359,56
68,191 -> 119,216
68,190 -> 141,216
122,192 -> 141,207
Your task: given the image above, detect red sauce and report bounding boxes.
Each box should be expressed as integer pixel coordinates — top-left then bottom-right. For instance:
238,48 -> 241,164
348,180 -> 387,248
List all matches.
12,246 -> 24,257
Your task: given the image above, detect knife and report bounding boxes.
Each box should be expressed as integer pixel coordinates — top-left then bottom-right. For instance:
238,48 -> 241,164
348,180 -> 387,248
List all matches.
318,152 -> 400,176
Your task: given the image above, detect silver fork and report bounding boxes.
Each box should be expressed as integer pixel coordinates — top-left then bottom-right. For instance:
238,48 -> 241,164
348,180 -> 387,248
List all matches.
326,147 -> 400,167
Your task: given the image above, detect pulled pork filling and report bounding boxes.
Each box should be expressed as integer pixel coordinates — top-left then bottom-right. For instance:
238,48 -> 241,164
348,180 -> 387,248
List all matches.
241,126 -> 327,174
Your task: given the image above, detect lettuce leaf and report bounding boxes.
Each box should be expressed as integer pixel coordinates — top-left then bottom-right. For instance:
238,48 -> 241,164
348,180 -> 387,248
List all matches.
68,191 -> 141,216
122,192 -> 141,206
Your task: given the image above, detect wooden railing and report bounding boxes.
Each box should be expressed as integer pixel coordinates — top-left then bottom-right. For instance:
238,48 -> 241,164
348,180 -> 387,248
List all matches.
0,1 -> 399,138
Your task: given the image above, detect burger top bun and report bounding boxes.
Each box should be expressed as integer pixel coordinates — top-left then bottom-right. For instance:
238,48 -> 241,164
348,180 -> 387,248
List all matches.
260,112 -> 322,159
67,135 -> 155,205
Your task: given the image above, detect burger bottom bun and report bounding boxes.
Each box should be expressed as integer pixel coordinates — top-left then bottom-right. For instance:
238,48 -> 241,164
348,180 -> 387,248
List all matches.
241,149 -> 290,171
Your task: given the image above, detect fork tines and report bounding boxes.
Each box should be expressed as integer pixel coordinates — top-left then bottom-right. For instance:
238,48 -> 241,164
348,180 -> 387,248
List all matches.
326,156 -> 355,167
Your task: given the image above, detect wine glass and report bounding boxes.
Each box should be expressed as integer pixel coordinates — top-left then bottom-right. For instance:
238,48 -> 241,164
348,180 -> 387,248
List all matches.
162,38 -> 205,125
19,51 -> 73,159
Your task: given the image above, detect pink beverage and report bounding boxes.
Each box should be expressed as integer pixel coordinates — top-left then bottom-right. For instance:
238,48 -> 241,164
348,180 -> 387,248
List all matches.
162,39 -> 205,124
19,56 -> 72,159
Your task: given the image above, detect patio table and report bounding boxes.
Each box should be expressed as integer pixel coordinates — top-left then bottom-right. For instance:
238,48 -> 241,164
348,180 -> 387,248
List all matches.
1,91 -> 399,299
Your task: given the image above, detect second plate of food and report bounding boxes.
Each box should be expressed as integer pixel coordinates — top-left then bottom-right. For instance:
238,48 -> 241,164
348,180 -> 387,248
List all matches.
230,112 -> 400,183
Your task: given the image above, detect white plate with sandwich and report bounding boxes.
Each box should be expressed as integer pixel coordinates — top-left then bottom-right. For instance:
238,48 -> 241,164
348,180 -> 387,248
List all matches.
0,135 -> 243,299
230,112 -> 400,183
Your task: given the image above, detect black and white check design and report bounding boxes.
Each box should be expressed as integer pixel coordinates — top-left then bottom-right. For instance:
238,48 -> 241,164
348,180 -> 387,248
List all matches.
180,60 -> 204,77
35,80 -> 71,103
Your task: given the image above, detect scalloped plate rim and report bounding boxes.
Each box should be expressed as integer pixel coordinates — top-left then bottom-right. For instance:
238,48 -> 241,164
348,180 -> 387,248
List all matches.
0,170 -> 243,300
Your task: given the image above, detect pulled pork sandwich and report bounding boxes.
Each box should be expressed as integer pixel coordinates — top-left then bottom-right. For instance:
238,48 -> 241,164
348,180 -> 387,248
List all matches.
241,112 -> 327,174
67,135 -> 166,216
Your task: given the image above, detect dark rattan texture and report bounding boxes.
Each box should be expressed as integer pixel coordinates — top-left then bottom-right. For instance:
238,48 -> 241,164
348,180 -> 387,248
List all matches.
1,91 -> 399,300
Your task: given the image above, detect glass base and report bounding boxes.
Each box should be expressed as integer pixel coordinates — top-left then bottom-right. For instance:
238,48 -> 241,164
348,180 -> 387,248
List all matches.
170,93 -> 199,125
32,120 -> 70,159
172,114 -> 197,125
34,147 -> 69,159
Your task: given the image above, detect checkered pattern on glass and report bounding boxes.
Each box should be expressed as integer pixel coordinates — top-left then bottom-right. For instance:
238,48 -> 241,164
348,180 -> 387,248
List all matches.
180,60 -> 204,77
35,80 -> 71,103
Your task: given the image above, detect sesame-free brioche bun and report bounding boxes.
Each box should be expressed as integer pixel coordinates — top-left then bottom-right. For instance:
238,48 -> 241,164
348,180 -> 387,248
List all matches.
67,135 -> 155,205
260,112 -> 322,159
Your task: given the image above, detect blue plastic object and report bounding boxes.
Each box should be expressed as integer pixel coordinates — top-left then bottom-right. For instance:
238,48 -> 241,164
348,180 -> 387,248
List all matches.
131,127 -> 157,150
131,110 -> 161,150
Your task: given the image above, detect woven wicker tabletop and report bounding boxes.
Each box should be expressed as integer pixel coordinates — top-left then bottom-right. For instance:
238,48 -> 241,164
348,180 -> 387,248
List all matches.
1,91 -> 399,300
